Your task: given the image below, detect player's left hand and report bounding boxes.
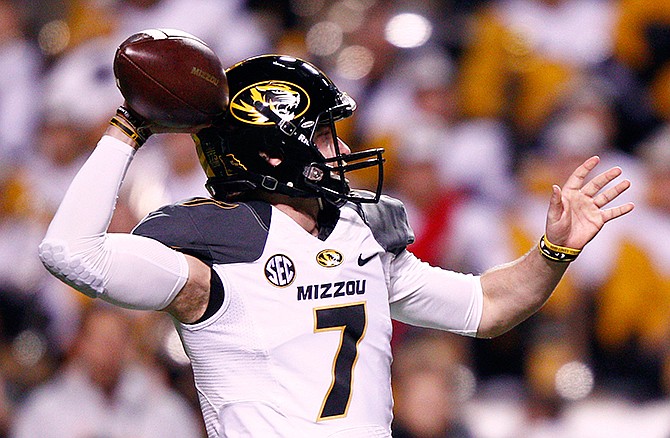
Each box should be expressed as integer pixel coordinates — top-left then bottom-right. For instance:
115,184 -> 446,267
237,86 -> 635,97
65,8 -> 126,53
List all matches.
544,155 -> 634,250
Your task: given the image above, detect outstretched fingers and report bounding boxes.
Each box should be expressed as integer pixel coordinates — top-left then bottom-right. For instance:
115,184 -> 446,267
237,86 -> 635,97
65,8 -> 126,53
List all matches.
581,166 -> 623,197
564,155 -> 601,190
580,161 -> 635,221
593,178 -> 631,208
546,156 -> 635,247
601,201 -> 635,223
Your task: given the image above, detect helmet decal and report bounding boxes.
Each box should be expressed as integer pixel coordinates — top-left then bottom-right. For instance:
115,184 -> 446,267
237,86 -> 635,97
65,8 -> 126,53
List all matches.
230,81 -> 310,125
194,132 -> 247,178
222,154 -> 247,175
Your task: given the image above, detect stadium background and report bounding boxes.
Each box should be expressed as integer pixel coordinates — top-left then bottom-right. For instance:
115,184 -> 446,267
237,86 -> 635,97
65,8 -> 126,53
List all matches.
1,0 -> 669,436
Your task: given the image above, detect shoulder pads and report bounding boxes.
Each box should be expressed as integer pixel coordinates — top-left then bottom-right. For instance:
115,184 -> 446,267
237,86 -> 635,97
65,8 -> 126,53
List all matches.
348,192 -> 415,255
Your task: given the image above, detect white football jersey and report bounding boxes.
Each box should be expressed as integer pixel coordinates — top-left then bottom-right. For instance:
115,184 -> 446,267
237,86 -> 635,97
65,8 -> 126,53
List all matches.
133,196 -> 482,437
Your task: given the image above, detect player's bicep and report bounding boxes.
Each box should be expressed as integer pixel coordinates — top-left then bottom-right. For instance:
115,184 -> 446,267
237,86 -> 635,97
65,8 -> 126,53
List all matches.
164,255 -> 212,323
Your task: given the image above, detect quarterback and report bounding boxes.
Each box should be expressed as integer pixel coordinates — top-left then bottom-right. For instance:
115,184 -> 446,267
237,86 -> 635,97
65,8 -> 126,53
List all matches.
39,55 -> 634,437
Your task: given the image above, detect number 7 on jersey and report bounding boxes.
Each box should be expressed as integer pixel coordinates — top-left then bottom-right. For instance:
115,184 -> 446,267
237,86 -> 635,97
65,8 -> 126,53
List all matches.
313,302 -> 367,421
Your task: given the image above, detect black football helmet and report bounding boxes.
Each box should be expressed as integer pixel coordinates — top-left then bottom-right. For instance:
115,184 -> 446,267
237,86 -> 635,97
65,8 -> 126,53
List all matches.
194,54 -> 384,205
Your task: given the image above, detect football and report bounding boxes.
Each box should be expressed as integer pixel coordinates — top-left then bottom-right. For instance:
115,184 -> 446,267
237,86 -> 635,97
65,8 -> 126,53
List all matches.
113,28 -> 229,131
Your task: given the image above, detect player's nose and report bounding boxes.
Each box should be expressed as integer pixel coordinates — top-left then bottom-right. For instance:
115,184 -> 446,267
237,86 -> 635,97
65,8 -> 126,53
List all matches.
338,138 -> 351,155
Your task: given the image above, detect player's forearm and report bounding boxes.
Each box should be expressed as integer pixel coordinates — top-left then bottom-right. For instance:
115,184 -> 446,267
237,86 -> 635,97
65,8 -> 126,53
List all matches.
44,132 -> 135,242
476,245 -> 568,338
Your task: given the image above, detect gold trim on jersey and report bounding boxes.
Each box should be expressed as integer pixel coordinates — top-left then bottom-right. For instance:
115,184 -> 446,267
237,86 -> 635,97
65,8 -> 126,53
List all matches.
179,198 -> 238,209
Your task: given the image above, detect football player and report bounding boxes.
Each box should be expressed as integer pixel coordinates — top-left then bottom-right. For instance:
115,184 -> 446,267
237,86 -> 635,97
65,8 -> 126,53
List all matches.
38,55 -> 634,437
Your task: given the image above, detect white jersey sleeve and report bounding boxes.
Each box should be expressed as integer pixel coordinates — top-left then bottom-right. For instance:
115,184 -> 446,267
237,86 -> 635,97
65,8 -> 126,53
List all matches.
38,135 -> 189,310
387,246 -> 483,337
352,194 -> 483,337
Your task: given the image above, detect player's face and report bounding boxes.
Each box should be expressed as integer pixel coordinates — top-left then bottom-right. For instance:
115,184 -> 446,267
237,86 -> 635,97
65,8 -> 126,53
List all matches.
313,125 -> 351,159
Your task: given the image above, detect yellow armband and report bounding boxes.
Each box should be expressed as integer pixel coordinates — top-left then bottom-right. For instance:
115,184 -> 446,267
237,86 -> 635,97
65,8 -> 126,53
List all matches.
538,234 -> 581,263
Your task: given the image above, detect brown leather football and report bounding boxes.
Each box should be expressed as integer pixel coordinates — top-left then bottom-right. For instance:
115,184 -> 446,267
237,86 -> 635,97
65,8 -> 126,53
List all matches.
114,28 -> 229,131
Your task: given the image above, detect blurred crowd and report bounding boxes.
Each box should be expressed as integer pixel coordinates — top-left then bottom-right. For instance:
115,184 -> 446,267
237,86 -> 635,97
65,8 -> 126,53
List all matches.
1,0 -> 670,436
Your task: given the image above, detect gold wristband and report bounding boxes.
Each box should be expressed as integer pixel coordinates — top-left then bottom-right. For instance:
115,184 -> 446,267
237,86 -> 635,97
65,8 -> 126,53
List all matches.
109,116 -> 147,146
538,234 -> 581,263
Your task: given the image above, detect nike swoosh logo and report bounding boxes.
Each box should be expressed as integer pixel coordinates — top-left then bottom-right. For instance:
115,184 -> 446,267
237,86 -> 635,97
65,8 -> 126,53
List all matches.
357,253 -> 377,266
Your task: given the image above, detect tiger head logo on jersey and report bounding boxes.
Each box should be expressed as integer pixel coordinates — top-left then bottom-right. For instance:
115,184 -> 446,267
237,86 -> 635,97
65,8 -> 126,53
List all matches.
316,249 -> 343,268
230,81 -> 310,126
